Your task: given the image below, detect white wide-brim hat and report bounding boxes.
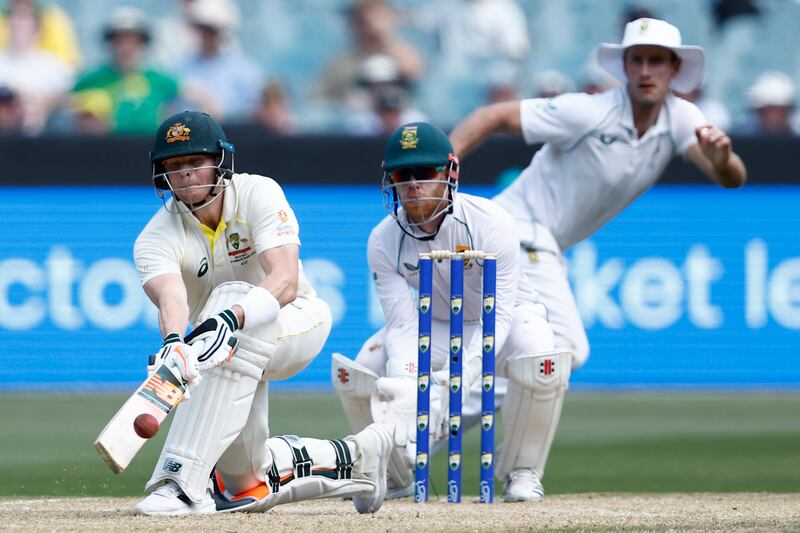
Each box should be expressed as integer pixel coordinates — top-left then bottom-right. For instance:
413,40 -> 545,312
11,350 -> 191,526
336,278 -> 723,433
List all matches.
596,18 -> 705,93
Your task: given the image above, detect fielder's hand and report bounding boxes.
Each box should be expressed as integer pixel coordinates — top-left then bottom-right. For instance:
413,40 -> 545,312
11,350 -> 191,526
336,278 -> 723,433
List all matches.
148,332 -> 201,388
695,124 -> 731,170
184,309 -> 240,370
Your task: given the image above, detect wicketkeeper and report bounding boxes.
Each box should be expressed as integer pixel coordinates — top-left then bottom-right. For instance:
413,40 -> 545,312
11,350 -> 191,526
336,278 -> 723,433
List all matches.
333,122 -> 571,502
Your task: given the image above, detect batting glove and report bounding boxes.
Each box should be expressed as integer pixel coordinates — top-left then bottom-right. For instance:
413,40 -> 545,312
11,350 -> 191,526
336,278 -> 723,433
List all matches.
184,309 -> 240,370
148,332 -> 201,389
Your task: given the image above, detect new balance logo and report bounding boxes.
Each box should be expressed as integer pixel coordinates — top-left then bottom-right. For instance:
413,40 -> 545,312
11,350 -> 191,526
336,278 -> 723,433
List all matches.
163,459 -> 183,473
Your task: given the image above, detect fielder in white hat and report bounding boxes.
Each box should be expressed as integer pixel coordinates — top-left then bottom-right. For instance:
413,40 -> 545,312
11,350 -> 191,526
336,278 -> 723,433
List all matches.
446,18 -> 747,502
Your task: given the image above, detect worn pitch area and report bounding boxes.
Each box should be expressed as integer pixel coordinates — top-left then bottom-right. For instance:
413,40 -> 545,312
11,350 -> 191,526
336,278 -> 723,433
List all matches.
2,494 -> 799,532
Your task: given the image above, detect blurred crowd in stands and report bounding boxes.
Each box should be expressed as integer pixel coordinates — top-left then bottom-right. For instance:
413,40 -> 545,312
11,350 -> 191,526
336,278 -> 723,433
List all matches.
0,0 -> 798,137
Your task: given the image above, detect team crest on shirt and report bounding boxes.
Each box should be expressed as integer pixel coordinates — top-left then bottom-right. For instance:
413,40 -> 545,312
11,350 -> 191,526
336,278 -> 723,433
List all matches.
227,233 -> 254,266
165,123 -> 191,143
278,210 -> 289,223
399,126 -> 419,150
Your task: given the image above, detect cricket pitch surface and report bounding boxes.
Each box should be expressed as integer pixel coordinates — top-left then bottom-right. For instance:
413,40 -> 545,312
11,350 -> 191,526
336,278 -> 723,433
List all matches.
2,493 -> 799,532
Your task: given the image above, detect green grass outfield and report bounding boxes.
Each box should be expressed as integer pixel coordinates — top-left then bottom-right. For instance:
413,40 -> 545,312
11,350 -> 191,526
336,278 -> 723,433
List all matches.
1,391 -> 798,497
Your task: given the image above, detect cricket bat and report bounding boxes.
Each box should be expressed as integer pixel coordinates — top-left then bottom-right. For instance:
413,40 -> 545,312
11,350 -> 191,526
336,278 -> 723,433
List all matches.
94,364 -> 186,473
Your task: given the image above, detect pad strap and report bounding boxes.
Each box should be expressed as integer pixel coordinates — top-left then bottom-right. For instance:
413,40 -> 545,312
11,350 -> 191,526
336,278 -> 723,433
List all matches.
266,437 -> 355,494
280,435 -> 313,479
328,439 -> 354,480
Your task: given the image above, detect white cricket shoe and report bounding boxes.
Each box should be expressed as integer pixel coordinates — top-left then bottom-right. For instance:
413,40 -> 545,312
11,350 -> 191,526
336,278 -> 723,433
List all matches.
134,480 -> 216,516
503,468 -> 545,502
352,423 -> 392,514
386,482 -> 414,500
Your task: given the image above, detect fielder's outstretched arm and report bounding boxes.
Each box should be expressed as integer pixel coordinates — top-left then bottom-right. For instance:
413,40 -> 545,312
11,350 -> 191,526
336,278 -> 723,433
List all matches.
449,101 -> 522,159
686,124 -> 747,188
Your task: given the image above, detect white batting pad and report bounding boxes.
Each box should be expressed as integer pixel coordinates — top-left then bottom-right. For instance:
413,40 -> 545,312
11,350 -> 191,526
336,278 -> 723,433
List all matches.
145,365 -> 260,502
496,351 -> 571,480
331,352 -> 379,432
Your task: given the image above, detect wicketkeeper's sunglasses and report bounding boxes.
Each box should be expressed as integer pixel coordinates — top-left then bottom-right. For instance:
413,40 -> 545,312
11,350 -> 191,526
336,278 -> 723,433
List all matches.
388,165 -> 447,183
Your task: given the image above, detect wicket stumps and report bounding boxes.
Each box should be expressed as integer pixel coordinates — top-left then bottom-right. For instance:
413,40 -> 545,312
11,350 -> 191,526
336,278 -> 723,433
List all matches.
415,250 -> 496,504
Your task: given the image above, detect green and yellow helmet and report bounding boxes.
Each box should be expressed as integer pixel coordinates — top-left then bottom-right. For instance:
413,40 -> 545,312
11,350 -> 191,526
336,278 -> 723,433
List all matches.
150,111 -> 235,191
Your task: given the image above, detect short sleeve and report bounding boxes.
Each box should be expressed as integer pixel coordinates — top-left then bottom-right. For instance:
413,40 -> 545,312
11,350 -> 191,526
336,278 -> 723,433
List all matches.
671,97 -> 707,156
520,92 -> 597,147
243,177 -> 302,254
134,220 -> 183,286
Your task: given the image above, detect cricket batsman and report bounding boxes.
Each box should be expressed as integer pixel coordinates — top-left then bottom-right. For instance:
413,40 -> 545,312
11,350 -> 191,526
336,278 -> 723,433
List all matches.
132,110 -> 391,515
332,122 -> 571,502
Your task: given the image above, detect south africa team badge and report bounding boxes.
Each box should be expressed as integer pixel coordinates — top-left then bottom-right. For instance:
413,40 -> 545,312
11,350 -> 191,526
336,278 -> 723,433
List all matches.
417,414 -> 428,430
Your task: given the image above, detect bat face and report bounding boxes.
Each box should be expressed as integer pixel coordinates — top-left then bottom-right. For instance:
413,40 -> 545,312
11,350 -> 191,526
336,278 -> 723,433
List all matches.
94,365 -> 186,473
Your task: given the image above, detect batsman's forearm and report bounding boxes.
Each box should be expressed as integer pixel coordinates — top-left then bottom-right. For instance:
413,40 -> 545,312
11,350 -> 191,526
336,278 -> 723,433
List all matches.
157,299 -> 190,338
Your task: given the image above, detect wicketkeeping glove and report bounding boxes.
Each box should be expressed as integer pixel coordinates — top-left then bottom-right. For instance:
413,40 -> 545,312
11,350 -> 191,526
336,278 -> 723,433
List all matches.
372,376 -> 418,448
184,309 -> 240,370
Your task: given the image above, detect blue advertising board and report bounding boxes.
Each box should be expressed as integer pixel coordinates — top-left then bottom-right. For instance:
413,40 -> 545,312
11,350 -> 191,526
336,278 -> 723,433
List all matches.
1,184 -> 798,390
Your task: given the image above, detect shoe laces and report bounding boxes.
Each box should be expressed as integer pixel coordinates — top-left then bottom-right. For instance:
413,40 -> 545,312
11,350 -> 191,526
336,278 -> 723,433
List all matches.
509,468 -> 540,484
153,480 -> 184,498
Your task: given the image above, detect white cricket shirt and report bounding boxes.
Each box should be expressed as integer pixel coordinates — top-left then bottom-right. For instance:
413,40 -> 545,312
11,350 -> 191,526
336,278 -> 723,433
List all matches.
368,192 -> 537,367
494,86 -> 706,251
134,173 -> 312,323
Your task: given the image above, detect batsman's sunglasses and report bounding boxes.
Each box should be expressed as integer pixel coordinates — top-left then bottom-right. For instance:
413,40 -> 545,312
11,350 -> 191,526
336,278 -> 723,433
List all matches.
388,165 -> 447,183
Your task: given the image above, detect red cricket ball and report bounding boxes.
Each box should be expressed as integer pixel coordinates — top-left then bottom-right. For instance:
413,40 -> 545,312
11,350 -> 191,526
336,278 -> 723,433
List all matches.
133,413 -> 160,439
